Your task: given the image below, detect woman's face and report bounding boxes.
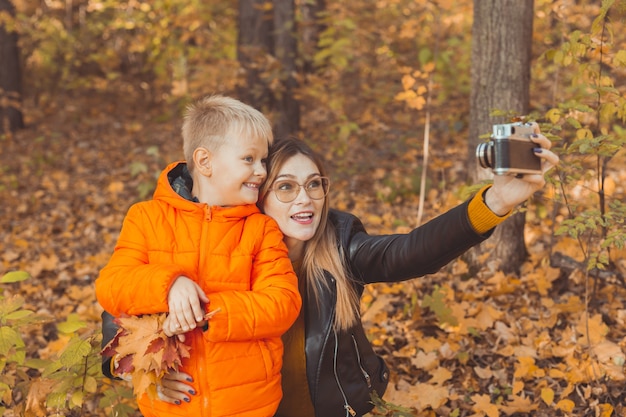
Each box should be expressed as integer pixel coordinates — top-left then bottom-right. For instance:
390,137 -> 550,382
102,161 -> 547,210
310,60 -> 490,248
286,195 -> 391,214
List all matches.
262,153 -> 325,256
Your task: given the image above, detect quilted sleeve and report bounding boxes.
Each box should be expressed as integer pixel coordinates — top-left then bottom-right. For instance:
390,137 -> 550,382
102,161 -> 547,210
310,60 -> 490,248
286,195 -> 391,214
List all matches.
204,216 -> 301,342
95,203 -> 190,316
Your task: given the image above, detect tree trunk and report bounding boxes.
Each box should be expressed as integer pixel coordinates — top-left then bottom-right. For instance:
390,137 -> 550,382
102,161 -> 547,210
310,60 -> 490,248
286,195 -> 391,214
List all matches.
273,0 -> 300,138
300,0 -> 326,74
237,0 -> 274,110
237,0 -> 300,138
466,0 -> 534,275
0,0 -> 24,134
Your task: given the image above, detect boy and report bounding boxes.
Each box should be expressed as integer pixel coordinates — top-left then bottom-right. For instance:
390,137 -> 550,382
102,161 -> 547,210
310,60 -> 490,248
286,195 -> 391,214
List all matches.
95,95 -> 302,417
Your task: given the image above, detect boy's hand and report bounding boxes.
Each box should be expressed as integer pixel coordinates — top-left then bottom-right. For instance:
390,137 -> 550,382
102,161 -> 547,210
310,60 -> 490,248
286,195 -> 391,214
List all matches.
166,276 -> 209,336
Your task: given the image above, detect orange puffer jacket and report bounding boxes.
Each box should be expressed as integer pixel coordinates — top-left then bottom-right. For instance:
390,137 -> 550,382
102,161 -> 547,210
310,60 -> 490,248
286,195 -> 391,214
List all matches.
96,162 -> 301,417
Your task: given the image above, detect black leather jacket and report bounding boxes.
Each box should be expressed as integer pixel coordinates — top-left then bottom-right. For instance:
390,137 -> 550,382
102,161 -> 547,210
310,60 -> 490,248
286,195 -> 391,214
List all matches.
102,200 -> 492,417
303,205 -> 490,417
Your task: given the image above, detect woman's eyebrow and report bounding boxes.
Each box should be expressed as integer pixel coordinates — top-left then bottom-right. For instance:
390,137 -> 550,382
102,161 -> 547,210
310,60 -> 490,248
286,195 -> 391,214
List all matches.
275,173 -> 297,180
275,173 -> 322,180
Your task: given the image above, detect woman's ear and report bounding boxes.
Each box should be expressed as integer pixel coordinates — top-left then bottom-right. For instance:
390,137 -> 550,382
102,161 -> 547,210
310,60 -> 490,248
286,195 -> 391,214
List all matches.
193,147 -> 212,177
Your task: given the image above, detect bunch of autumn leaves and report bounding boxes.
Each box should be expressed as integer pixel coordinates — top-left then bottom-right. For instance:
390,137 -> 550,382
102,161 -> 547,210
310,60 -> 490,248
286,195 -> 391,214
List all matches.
102,309 -> 220,399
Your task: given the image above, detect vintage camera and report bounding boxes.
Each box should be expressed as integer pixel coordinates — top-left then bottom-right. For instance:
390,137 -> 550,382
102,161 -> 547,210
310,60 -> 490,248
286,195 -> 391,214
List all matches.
475,122 -> 542,176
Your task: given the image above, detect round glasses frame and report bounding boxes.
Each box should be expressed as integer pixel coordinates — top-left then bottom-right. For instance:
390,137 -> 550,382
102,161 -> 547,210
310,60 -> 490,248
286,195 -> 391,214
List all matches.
270,176 -> 330,203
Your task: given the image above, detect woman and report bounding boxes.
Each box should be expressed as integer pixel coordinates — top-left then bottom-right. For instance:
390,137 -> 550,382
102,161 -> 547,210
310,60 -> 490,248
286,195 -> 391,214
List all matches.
102,129 -> 558,416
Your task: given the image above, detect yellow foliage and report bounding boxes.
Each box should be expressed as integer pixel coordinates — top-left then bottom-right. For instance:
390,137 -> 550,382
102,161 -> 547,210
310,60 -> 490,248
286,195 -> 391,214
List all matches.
416,336 -> 442,353
598,403 -> 614,417
471,394 -> 499,417
576,128 -> 593,139
413,383 -> 449,410
556,399 -> 575,413
473,366 -> 492,380
546,108 -> 561,124
501,394 -> 538,415
428,367 -> 452,385
412,350 -> 438,371
576,313 -> 609,345
514,357 -> 545,380
540,387 -> 554,405
25,378 -> 56,417
107,181 -> 125,194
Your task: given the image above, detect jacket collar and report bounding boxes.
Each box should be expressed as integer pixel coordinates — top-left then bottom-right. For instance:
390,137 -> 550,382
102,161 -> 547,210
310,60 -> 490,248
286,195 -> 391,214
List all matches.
155,161 -> 260,219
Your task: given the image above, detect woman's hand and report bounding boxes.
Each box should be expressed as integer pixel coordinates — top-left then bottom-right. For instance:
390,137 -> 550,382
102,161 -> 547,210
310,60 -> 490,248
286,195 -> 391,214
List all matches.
157,370 -> 196,405
484,123 -> 559,215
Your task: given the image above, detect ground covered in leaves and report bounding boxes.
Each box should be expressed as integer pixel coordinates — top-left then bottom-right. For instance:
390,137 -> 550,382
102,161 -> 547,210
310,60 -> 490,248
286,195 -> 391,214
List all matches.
2,89 -> 626,416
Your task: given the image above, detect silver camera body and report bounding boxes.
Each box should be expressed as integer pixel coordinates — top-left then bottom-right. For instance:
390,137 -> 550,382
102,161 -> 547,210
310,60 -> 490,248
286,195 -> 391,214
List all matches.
476,122 -> 542,176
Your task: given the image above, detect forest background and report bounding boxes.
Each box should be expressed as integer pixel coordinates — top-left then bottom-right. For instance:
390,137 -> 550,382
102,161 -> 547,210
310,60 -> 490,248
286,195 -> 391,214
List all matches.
1,0 -> 626,416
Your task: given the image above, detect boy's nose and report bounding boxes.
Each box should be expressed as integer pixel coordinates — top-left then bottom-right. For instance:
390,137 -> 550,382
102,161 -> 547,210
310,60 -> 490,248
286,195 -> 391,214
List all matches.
255,162 -> 267,178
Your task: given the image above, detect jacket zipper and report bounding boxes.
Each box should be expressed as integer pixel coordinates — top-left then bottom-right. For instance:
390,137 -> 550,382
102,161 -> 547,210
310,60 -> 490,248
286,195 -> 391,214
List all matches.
333,328 -> 357,417
350,334 -> 372,388
196,330 -> 210,417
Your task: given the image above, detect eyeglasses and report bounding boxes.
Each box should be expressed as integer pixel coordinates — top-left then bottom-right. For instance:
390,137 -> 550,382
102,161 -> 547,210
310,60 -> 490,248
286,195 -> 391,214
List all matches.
270,177 -> 330,203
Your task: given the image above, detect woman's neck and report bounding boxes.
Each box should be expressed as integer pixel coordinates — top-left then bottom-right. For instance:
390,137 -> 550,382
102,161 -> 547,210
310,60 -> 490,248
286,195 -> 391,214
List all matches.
285,238 -> 305,263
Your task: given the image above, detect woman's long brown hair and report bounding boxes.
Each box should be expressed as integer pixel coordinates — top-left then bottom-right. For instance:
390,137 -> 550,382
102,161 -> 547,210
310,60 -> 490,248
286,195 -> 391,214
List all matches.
259,138 -> 360,330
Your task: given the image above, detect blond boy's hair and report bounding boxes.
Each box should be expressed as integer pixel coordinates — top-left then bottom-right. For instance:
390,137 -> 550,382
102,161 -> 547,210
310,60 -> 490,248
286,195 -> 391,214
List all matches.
181,95 -> 273,174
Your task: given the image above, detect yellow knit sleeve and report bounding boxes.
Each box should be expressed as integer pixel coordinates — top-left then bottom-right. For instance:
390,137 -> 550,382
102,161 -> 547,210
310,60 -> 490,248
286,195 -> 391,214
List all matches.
110,357 -> 118,377
468,185 -> 511,234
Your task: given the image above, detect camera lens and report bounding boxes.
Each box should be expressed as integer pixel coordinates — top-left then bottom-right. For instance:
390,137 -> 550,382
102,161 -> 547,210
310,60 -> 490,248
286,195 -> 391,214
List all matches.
476,142 -> 493,169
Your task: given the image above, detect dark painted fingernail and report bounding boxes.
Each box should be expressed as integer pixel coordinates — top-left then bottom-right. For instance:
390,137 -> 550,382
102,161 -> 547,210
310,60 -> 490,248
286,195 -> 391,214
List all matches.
532,134 -> 539,138
186,377 -> 193,382
188,389 -> 196,395
184,397 -> 191,403
175,400 -> 181,405
533,148 -> 543,153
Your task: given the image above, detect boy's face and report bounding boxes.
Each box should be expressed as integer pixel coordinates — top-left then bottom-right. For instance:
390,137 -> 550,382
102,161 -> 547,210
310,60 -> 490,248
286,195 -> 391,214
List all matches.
206,133 -> 268,206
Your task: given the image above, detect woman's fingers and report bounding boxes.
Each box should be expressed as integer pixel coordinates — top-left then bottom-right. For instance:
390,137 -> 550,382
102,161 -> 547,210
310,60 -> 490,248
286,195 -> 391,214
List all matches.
535,148 -> 560,173
157,384 -> 192,405
157,371 -> 195,404
531,134 -> 552,149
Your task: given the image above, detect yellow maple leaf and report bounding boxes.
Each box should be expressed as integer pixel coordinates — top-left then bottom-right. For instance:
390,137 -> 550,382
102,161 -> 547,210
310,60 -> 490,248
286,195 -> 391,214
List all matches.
411,350 -> 438,371
500,393 -> 538,415
114,315 -> 164,360
474,304 -> 503,331
514,356 -> 545,379
598,403 -> 614,417
540,387 -> 554,405
556,399 -> 575,413
471,394 -> 499,417
428,367 -> 452,385
414,383 -> 449,410
107,181 -> 125,194
576,313 -> 609,345
473,365 -> 493,380
101,312 -> 198,400
25,378 -> 56,417
417,336 -> 442,353
132,369 -> 158,399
